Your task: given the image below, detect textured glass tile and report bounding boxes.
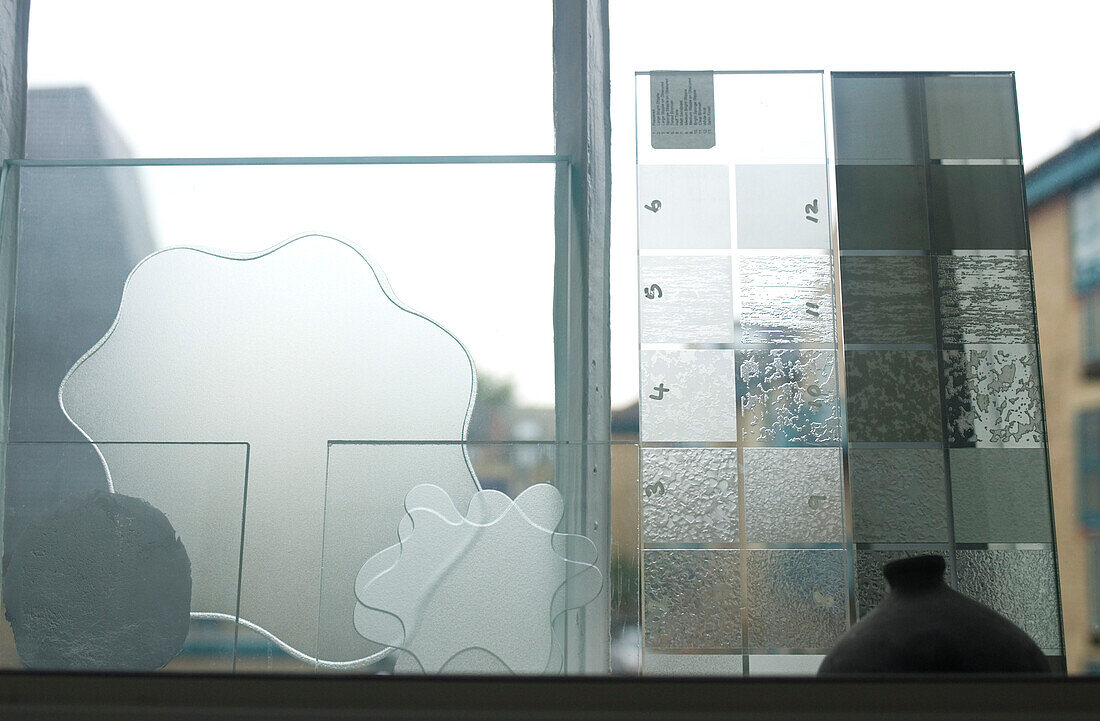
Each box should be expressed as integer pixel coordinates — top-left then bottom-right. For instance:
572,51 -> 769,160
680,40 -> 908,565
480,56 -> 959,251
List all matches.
743,448 -> 843,543
644,550 -> 741,650
744,550 -> 847,650
748,654 -> 824,676
640,350 -> 737,442
925,75 -> 1021,161
739,254 -> 831,288
638,165 -> 731,250
956,549 -> 1061,650
840,256 -> 934,344
642,448 -> 738,543
943,345 -> 1043,447
734,165 -> 830,249
855,550 -> 954,619
849,448 -> 948,543
644,653 -> 742,676
639,256 -> 734,344
936,255 -> 1036,344
835,165 -> 930,250
740,285 -> 835,345
832,75 -> 924,163
844,350 -> 942,443
738,349 -> 840,446
930,165 -> 1027,251
949,449 -> 1052,543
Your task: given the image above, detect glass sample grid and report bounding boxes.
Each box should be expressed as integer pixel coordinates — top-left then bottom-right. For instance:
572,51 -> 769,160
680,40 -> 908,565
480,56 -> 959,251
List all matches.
637,72 -> 848,674
638,71 -> 1062,675
833,72 -> 1062,659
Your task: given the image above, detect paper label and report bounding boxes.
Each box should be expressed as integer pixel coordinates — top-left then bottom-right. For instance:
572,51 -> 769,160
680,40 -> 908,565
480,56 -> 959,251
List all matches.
650,72 -> 716,150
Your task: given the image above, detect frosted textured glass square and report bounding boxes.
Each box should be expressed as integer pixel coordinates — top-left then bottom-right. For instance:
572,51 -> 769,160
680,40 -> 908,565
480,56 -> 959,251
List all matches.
849,448 -> 948,543
738,349 -> 840,446
734,165 -> 830,249
845,350 -> 941,443
956,549 -> 1060,650
949,449 -> 1052,543
638,165 -> 731,249
936,255 -> 1036,344
639,256 -> 733,344
740,285 -> 835,345
642,448 -> 738,543
925,75 -> 1020,160
832,75 -> 924,163
835,165 -> 930,250
930,165 -> 1027,251
640,350 -> 737,442
748,654 -> 824,676
943,345 -> 1043,447
644,653 -> 742,676
743,448 -> 843,543
840,256 -> 934,344
714,73 -> 825,161
739,254 -> 831,288
856,551 -> 953,619
745,550 -> 847,650
644,550 -> 741,650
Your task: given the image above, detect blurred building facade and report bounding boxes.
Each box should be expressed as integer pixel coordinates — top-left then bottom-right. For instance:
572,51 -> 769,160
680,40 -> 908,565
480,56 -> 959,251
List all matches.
1027,127 -> 1100,673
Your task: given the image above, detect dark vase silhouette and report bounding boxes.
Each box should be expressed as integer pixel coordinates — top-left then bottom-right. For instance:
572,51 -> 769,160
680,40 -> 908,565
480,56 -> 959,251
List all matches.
819,554 -> 1050,674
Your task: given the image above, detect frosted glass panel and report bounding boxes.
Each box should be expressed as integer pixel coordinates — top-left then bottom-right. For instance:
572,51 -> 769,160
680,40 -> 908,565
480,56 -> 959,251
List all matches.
849,448 -> 949,543
637,165 -> 731,249
734,165 -> 830,249
738,350 -> 840,446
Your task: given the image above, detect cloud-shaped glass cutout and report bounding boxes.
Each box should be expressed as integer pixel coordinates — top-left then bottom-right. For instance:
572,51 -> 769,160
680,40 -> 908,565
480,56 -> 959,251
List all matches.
59,234 -> 482,667
354,483 -> 602,673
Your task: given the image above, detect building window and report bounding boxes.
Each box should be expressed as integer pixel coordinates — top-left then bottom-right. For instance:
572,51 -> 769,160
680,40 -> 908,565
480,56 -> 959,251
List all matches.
1078,410 -> 1100,529
1072,177 -> 1100,293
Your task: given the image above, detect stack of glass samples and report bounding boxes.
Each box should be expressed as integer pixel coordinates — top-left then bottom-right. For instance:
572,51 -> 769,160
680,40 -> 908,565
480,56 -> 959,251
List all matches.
636,70 -> 1062,675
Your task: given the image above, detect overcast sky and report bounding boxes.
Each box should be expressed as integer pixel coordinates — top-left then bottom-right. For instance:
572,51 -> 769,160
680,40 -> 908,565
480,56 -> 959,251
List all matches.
25,0 -> 1100,409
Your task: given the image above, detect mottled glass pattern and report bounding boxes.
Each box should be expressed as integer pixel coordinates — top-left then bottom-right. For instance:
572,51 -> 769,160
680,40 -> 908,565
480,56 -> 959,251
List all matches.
644,550 -> 741,650
844,350 -> 942,443
738,350 -> 840,446
740,285 -> 835,345
739,254 -> 831,289
734,165 -> 830,249
855,550 -> 954,619
637,164 -> 732,250
942,345 -> 1043,447
949,449 -> 1052,543
849,448 -> 949,543
743,448 -> 843,543
745,550 -> 848,650
642,448 -> 738,543
936,255 -> 1036,344
639,256 -> 734,344
840,256 -> 934,344
640,350 -> 737,442
956,549 -> 1061,650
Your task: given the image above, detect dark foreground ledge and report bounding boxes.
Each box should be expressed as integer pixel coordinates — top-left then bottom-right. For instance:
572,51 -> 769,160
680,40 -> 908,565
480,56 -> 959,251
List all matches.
0,672 -> 1098,720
